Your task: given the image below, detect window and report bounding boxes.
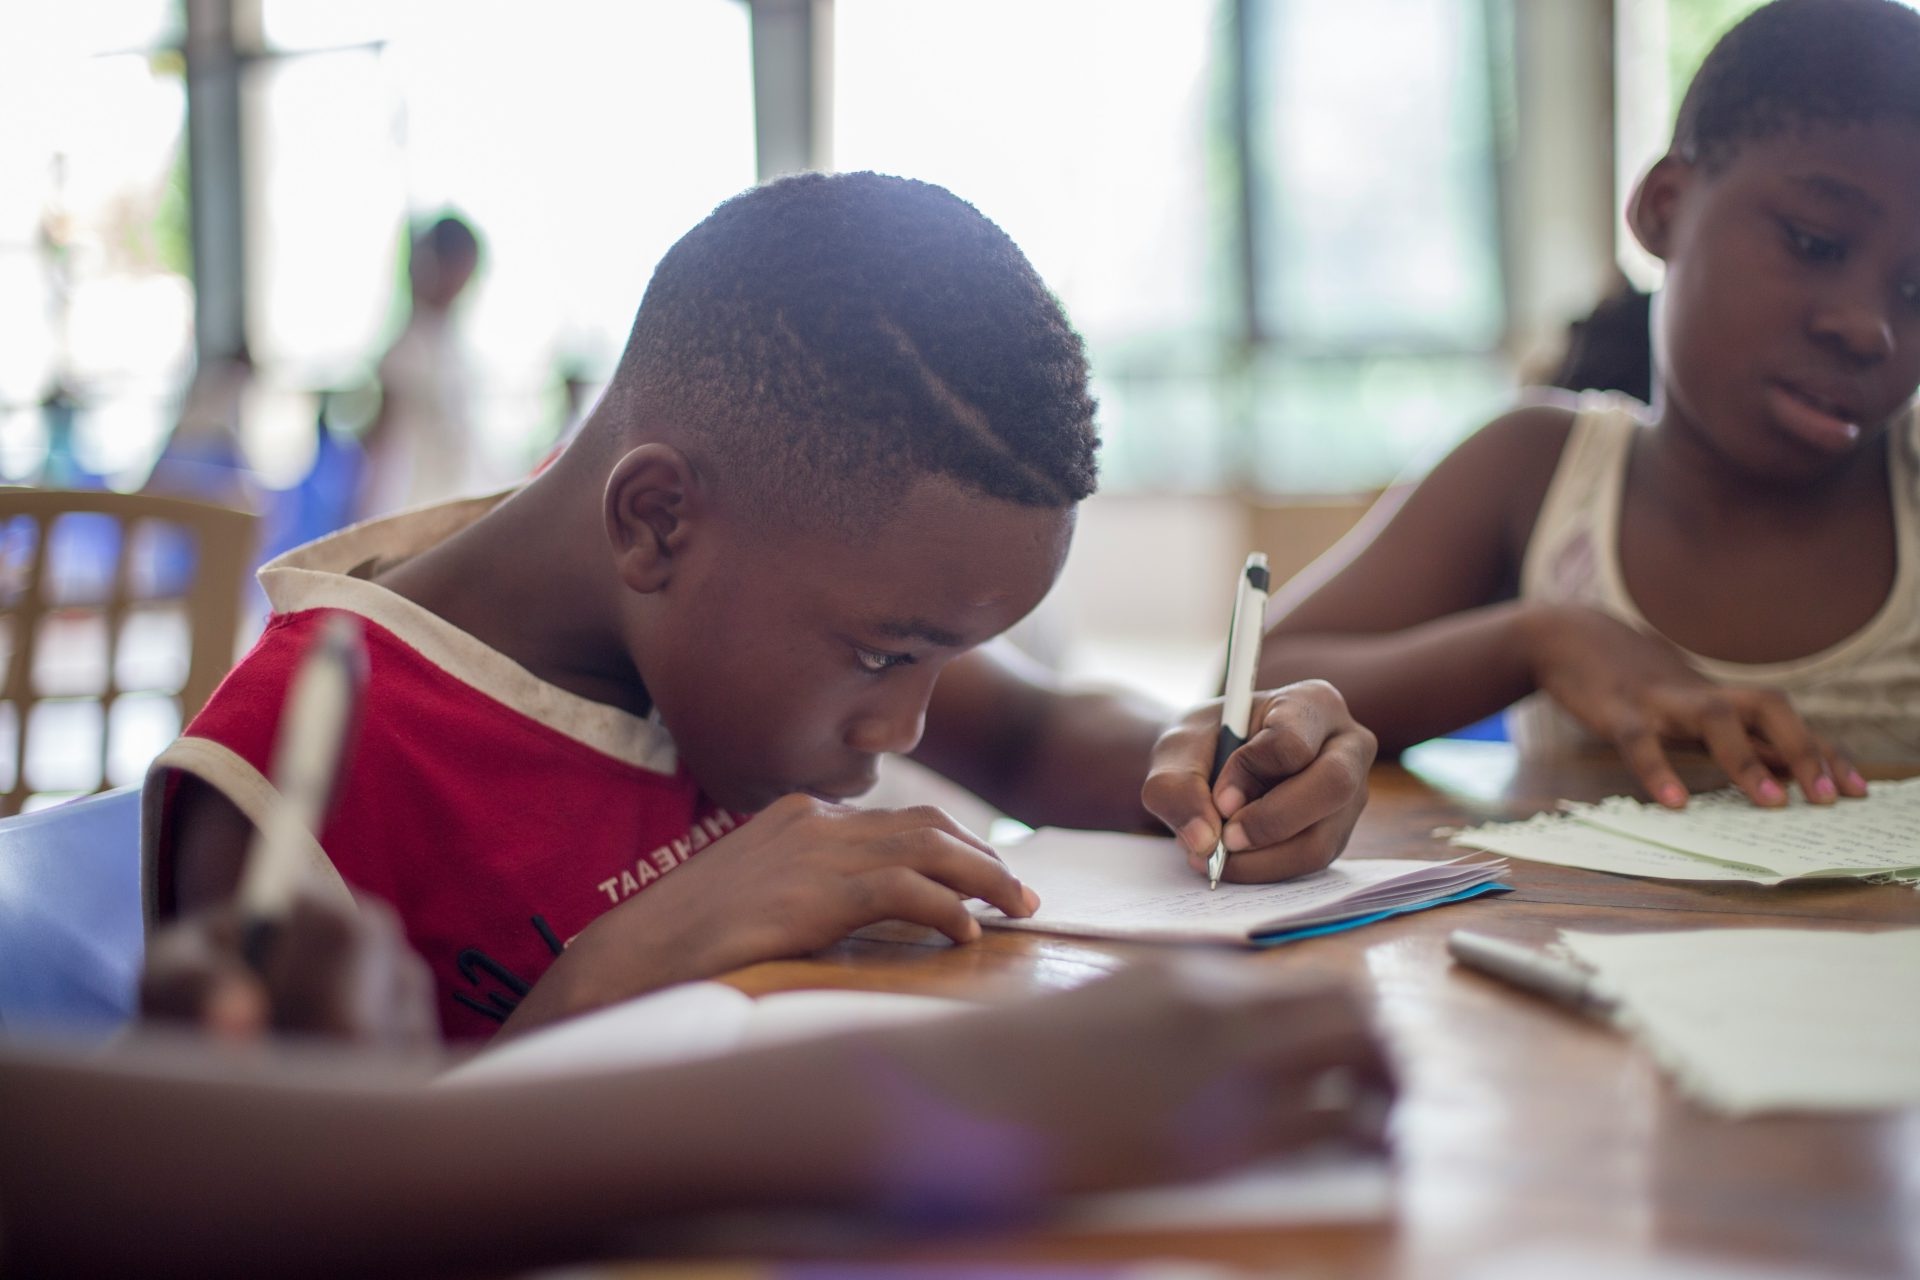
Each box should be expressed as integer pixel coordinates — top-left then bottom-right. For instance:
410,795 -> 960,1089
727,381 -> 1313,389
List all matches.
247,0 -> 757,481
0,1 -> 192,488
834,0 -> 1514,494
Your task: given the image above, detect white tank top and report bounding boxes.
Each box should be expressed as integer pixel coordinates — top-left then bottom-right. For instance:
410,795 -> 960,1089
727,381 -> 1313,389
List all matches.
1510,394 -> 1920,764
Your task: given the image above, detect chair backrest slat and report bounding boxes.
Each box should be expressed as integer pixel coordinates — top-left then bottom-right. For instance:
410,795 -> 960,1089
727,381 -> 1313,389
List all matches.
0,490 -> 258,817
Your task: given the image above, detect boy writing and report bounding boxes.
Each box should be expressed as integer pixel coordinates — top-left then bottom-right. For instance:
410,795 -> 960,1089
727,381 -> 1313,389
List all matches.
1258,0 -> 1920,807
148,171 -> 1377,1040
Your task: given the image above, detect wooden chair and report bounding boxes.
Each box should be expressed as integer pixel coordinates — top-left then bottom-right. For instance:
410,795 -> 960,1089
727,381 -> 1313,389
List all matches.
0,490 -> 257,816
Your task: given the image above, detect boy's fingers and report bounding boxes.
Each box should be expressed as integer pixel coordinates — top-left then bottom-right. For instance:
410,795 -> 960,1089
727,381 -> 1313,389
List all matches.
839,802 -> 997,858
852,866 -> 984,945
1221,737 -> 1368,854
882,828 -> 1038,918
1219,813 -> 1353,883
1212,695 -> 1333,817
1141,762 -> 1225,864
1613,719 -> 1688,808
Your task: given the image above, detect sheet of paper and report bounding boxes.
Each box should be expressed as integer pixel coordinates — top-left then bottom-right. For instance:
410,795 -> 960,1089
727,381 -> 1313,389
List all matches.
735,988 -> 968,1047
440,982 -> 757,1085
444,984 -> 972,1086
1449,812 -> 1777,882
1560,927 -> 1920,1114
977,828 -> 1502,945
1052,1150 -> 1390,1232
1564,778 -> 1920,879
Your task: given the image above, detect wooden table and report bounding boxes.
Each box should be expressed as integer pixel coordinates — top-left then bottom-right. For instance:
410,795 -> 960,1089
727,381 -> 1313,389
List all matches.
706,743 -> 1920,1278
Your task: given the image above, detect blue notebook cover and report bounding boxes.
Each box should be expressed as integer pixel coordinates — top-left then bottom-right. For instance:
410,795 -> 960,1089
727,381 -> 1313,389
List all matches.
1253,882 -> 1512,946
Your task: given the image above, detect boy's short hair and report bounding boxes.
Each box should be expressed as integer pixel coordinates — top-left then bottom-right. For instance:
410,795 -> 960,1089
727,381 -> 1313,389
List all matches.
1674,0 -> 1920,169
606,171 -> 1099,533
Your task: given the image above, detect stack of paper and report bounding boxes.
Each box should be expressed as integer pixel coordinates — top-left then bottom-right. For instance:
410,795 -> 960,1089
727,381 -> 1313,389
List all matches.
1449,777 -> 1920,884
1559,927 -> 1920,1114
976,828 -> 1507,945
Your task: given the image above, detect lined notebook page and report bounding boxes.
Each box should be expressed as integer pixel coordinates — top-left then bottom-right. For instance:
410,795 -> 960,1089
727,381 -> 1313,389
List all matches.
978,828 -> 1502,944
1452,777 -> 1920,883
1565,780 -> 1920,878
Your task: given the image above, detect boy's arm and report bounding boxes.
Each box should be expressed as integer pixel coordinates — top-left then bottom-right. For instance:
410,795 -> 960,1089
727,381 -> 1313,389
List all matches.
912,639 -> 1169,832
1,962 -> 1390,1279
913,642 -> 1376,884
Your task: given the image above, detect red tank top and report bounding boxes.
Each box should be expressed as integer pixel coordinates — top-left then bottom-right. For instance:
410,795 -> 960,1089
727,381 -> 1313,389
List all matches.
154,604 -> 741,1040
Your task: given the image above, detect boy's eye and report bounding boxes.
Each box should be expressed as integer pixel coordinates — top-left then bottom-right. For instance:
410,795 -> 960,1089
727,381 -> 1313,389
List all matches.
854,647 -> 914,675
1781,220 -> 1846,264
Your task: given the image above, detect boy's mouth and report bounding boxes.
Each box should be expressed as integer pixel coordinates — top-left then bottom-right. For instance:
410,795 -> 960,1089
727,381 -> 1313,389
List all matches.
1769,380 -> 1864,453
804,771 -> 879,804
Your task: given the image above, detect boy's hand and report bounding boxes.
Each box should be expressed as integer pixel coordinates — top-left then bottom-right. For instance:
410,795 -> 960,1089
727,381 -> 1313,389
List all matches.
1520,603 -> 1868,809
507,796 -> 1039,1034
1142,679 -> 1376,883
141,891 -> 439,1050
858,959 -> 1393,1205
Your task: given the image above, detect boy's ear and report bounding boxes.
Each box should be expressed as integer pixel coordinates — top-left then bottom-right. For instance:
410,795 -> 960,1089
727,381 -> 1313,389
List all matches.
1628,154 -> 1691,262
603,444 -> 702,594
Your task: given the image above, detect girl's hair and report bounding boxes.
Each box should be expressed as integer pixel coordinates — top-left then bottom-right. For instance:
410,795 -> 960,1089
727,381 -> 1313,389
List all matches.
1674,0 -> 1920,170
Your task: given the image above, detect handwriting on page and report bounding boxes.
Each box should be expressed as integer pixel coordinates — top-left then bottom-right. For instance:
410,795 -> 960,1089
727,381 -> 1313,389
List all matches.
975,828 -> 1488,943
981,861 -> 1416,938
1566,778 -> 1920,878
1450,813 -> 1776,882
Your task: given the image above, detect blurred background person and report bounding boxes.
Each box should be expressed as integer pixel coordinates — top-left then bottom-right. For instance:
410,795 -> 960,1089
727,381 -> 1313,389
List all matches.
357,213 -> 482,518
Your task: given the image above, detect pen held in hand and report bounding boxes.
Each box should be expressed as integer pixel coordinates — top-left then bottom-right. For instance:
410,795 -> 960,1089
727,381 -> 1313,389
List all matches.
236,612 -> 368,953
1209,552 -> 1270,889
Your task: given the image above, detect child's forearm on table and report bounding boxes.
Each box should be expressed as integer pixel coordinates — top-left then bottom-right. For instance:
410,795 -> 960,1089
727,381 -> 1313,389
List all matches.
1258,600 -> 1544,754
0,1035 -> 888,1278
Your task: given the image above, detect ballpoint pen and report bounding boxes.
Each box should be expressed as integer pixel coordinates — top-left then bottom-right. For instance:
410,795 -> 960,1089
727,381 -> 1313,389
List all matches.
1209,552 -> 1270,889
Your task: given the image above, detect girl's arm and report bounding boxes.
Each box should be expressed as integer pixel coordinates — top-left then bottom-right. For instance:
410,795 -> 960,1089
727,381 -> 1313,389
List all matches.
1256,405 -> 1575,754
1258,403 -> 1861,807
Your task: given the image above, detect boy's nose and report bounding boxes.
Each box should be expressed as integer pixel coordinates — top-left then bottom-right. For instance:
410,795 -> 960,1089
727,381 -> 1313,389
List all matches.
845,690 -> 930,757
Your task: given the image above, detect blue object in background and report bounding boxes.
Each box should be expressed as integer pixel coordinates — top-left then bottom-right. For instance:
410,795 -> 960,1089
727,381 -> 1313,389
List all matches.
1445,710 -> 1510,742
257,409 -> 365,565
0,788 -> 144,1035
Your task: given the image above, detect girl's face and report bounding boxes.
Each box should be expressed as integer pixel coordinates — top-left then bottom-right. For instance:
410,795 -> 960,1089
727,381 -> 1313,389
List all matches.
1639,118 -> 1920,483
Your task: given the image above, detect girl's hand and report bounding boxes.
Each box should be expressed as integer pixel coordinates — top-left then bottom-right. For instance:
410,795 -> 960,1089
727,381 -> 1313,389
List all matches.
1142,680 -> 1377,882
1518,603 -> 1868,808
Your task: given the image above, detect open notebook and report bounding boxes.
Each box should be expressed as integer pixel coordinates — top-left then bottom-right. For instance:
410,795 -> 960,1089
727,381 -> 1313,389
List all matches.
445,981 -> 1390,1232
974,828 -> 1508,945
1449,777 -> 1920,885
